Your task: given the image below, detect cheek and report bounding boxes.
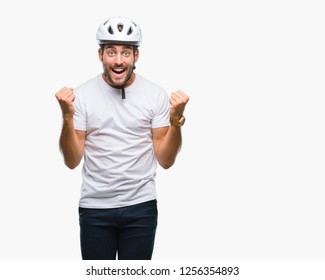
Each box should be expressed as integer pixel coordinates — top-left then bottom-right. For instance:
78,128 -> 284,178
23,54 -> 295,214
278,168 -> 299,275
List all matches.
102,58 -> 114,67
101,62 -> 111,73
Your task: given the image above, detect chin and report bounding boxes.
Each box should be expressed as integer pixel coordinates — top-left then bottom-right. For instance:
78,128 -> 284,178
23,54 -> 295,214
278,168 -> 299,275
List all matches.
112,80 -> 126,87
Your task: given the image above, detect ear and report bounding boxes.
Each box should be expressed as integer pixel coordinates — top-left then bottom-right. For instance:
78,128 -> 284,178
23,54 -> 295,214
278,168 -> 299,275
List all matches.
98,48 -> 103,62
134,49 -> 139,63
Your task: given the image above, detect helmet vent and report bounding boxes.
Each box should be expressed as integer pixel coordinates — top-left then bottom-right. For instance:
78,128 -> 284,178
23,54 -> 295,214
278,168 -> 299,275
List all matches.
127,27 -> 133,35
117,23 -> 124,32
97,17 -> 142,46
108,26 -> 114,34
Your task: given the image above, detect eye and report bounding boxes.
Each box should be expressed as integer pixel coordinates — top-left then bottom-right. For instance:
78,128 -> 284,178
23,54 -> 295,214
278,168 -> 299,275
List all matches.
122,51 -> 131,57
107,51 -> 115,57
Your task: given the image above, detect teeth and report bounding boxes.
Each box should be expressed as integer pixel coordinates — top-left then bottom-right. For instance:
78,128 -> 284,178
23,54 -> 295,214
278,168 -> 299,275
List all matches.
113,68 -> 124,73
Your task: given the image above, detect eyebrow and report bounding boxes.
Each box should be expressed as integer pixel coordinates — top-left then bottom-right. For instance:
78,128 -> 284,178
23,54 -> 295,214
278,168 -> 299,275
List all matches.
105,45 -> 133,50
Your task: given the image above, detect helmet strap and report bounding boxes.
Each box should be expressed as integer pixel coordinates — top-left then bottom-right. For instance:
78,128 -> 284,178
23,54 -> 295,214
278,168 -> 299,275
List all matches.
121,87 -> 126,99
119,56 -> 136,100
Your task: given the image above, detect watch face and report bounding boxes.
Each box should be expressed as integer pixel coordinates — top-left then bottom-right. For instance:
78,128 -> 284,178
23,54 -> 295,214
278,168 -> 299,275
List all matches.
170,116 -> 185,126
179,116 -> 185,125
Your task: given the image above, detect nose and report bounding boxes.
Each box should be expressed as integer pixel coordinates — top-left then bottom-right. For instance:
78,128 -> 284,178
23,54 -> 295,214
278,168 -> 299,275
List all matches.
115,53 -> 123,65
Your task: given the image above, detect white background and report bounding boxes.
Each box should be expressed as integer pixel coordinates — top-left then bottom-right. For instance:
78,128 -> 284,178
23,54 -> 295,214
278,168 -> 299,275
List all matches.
0,0 -> 324,261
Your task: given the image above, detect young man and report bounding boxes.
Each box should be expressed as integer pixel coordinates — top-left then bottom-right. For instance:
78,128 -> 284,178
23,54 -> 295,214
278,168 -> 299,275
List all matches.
55,16 -> 189,260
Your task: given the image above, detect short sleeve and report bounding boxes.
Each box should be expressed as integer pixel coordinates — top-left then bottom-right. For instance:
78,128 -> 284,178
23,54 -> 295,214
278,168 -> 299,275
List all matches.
151,89 -> 170,128
73,89 -> 87,131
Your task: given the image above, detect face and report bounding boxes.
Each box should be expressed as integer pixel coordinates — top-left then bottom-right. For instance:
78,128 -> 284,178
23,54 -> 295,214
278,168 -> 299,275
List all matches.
99,45 -> 139,88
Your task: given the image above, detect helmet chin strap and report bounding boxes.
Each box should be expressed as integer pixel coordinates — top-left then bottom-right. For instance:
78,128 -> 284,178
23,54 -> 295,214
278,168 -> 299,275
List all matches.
121,87 -> 126,99
120,64 -> 136,100
104,65 -> 135,100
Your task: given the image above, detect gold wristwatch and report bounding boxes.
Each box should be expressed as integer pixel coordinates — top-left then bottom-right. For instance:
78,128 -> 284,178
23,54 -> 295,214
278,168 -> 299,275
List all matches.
170,116 -> 185,127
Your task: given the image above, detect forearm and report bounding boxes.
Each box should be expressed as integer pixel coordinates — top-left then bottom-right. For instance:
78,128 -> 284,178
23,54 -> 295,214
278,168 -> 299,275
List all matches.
59,118 -> 84,169
155,125 -> 182,169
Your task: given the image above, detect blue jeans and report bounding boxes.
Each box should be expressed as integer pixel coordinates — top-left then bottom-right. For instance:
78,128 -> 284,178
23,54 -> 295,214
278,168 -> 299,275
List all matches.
79,199 -> 158,260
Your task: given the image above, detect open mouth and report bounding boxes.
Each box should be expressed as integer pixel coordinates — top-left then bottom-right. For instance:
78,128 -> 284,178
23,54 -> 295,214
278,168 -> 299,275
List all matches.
112,68 -> 126,75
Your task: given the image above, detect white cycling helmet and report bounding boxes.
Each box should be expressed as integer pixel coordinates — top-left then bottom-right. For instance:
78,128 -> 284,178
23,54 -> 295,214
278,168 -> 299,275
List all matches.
96,16 -> 142,46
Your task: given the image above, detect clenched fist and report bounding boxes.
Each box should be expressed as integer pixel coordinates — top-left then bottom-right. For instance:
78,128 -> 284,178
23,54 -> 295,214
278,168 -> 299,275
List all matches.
169,90 -> 190,119
55,87 -> 75,119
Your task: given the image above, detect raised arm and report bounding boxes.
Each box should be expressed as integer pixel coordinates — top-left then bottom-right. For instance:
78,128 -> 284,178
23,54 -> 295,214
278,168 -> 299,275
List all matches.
153,90 -> 189,169
55,87 -> 85,169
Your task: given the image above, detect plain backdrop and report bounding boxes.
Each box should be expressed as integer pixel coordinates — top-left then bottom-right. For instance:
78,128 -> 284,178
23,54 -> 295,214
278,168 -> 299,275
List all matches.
0,0 -> 324,260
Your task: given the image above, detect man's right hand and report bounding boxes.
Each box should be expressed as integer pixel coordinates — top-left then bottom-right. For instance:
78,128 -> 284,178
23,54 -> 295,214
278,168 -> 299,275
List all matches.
55,87 -> 75,119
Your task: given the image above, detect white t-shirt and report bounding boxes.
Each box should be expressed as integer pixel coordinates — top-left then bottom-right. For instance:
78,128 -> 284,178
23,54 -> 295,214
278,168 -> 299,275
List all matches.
73,74 -> 170,208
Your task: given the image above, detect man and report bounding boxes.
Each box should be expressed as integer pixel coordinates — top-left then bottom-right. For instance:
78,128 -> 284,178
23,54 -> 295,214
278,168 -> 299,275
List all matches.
55,16 -> 189,260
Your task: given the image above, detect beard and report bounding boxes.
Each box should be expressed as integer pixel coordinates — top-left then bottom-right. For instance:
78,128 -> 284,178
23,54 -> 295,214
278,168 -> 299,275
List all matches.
102,63 -> 134,89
